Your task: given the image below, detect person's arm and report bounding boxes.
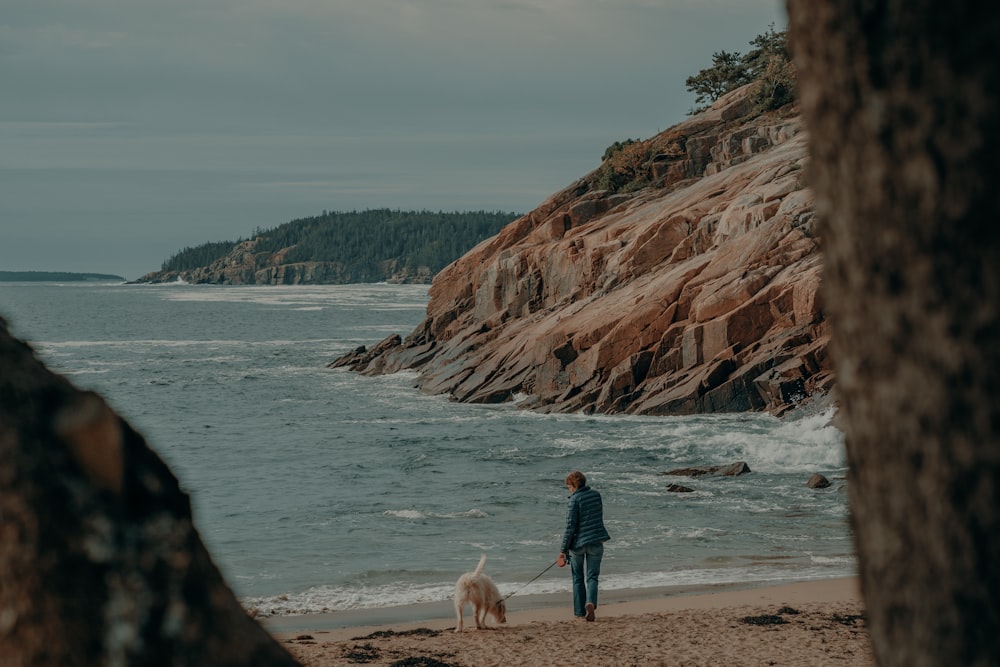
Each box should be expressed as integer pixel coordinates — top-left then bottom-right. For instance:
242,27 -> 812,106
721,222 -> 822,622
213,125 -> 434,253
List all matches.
559,498 -> 579,556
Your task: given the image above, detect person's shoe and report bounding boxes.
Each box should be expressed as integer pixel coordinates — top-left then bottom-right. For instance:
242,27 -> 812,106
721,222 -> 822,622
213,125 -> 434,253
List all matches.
585,602 -> 595,622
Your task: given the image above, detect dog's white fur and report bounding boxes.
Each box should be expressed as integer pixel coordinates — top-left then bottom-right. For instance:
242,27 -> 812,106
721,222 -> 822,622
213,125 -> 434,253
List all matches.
454,554 -> 507,632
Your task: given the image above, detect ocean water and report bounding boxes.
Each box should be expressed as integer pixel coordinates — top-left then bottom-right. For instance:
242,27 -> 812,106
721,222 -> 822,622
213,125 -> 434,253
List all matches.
0,281 -> 855,617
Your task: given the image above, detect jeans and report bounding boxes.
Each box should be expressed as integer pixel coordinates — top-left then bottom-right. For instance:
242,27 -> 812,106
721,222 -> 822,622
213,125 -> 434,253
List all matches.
569,542 -> 604,617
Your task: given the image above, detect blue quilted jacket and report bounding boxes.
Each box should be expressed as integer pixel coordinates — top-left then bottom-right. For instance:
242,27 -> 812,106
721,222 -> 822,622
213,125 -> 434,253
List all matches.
560,485 -> 610,552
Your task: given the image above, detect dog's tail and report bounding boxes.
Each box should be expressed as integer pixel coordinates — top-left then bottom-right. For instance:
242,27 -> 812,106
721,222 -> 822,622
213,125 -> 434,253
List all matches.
473,553 -> 487,576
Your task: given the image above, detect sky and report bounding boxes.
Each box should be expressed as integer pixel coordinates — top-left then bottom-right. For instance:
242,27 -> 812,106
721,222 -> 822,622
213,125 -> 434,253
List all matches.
1,0 -> 786,280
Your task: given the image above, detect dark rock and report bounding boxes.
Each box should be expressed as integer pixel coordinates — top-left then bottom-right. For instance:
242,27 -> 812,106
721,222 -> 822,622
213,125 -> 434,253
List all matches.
328,345 -> 368,369
806,473 -> 832,489
663,461 -> 752,477
666,483 -> 695,493
328,335 -> 403,372
741,614 -> 788,626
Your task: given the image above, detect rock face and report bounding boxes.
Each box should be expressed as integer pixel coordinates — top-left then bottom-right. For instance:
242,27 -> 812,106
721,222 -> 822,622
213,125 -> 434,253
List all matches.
333,88 -> 831,416
136,239 -> 333,285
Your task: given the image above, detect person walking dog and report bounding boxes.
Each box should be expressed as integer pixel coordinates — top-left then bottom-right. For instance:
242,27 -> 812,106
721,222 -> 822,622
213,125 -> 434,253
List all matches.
557,470 -> 610,621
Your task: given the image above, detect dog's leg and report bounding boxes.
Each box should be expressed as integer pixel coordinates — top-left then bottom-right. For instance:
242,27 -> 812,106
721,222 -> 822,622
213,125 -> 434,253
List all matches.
455,600 -> 464,633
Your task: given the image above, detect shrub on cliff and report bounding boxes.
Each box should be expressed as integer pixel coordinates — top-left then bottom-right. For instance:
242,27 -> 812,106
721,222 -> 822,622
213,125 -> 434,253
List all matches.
597,138 -> 650,192
601,138 -> 641,162
750,53 -> 796,113
597,133 -> 684,193
745,26 -> 795,112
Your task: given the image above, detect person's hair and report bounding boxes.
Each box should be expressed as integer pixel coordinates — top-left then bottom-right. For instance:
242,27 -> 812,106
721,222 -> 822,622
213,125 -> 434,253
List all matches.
565,471 -> 587,488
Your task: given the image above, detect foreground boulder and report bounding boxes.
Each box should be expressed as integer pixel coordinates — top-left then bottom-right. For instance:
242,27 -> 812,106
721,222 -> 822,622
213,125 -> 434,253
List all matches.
334,89 -> 830,417
0,318 -> 300,666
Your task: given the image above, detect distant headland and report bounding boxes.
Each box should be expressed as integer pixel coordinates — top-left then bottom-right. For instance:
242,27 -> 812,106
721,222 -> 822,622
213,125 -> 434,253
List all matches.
0,271 -> 125,283
134,209 -> 521,285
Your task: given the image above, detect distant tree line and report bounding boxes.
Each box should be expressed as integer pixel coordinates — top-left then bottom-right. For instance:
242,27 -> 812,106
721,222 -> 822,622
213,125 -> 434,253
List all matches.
0,271 -> 125,282
159,209 -> 521,278
160,240 -> 243,272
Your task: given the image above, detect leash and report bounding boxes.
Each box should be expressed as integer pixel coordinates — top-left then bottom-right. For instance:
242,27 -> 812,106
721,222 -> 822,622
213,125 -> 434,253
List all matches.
503,560 -> 560,601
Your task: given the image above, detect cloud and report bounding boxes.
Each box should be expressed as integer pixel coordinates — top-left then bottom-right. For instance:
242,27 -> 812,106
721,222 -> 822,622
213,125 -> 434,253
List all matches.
0,0 -> 787,277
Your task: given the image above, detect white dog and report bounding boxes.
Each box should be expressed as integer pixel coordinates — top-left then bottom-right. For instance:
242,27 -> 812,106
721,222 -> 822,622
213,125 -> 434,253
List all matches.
454,554 -> 507,632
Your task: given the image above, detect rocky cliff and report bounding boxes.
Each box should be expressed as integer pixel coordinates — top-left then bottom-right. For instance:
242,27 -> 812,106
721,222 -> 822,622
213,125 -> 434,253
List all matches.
333,87 -> 830,416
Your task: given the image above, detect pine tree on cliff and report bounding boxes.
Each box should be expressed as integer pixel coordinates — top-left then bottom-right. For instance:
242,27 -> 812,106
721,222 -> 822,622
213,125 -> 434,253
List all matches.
685,24 -> 794,113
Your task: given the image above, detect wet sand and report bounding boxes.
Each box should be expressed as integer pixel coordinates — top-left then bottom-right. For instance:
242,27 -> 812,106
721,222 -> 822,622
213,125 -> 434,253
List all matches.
267,577 -> 873,666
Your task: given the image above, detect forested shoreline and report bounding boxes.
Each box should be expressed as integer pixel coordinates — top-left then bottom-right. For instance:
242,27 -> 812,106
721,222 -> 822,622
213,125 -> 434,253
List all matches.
153,209 -> 521,284
0,271 -> 125,282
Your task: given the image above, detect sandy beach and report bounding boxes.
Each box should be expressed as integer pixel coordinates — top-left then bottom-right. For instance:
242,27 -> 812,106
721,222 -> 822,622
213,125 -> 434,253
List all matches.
267,577 -> 873,666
